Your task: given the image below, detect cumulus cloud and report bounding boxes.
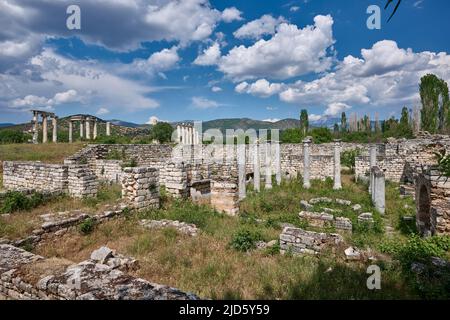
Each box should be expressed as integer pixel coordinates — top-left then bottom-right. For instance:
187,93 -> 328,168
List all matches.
235,79 -> 284,97
97,107 -> 110,116
194,42 -> 221,66
221,7 -> 243,22
279,40 -> 450,109
0,0 -> 241,55
233,15 -> 286,40
263,118 -> 280,123
191,96 -> 220,109
219,15 -> 335,81
11,89 -> 80,110
131,46 -> 180,76
309,114 -> 323,122
211,86 -> 223,92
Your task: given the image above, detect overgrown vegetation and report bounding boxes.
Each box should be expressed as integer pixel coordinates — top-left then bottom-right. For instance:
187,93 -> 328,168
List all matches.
0,191 -> 46,214
0,130 -> 31,144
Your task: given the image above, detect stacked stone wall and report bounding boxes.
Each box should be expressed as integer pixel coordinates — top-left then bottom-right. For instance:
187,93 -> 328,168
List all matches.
121,167 -> 159,211
68,165 -> 98,198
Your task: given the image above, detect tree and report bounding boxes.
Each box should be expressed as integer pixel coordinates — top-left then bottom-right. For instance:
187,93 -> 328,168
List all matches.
398,106 -> 413,138
300,109 -> 309,135
420,74 -> 450,133
333,123 -> 339,133
150,122 -> 174,143
341,112 -> 347,132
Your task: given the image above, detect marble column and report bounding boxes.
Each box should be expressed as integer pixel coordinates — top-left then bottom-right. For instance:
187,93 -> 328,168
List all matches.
42,115 -> 48,143
238,143 -> 246,200
303,137 -> 312,189
69,121 -> 73,143
333,139 -> 342,190
265,142 -> 272,189
106,122 -> 111,136
274,141 -> 281,186
373,167 -> 385,214
52,117 -> 57,143
177,125 -> 182,143
32,111 -> 38,144
85,120 -> 91,140
80,121 -> 84,139
369,145 -> 377,194
253,142 -> 260,192
93,121 -> 98,140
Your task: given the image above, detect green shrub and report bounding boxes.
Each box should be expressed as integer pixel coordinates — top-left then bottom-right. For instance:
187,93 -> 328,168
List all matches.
229,229 -> 262,252
0,191 -> 45,214
79,217 -> 96,235
0,129 -> 31,144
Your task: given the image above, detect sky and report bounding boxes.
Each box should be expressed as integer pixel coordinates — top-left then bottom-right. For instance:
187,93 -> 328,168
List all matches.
1,0 -> 450,124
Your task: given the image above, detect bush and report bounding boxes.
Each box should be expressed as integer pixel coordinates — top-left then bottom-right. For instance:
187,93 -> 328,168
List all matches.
0,130 -> 31,144
79,217 -> 96,235
0,191 -> 45,214
341,149 -> 361,172
229,229 -> 262,252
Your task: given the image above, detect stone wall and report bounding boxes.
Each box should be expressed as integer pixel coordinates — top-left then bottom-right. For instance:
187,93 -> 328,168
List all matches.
164,162 -> 190,198
210,162 -> 239,216
279,226 -> 343,255
0,244 -> 198,300
68,165 -> 98,198
94,160 -> 123,183
2,161 -> 68,194
415,168 -> 450,236
121,167 -> 160,211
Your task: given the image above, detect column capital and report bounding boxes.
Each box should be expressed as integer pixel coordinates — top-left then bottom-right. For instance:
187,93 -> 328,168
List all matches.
302,136 -> 313,144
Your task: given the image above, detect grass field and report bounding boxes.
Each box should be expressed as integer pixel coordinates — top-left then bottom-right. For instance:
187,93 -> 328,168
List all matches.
29,175 -> 439,300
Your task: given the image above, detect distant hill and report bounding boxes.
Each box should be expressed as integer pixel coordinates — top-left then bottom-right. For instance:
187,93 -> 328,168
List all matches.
0,123 -> 14,128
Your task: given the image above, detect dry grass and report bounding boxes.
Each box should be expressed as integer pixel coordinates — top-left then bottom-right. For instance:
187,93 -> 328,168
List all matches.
0,184 -> 122,240
33,178 -> 418,300
0,143 -> 85,163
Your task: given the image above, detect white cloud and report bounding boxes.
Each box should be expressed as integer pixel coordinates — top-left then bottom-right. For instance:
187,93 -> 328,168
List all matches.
131,46 -> 180,76
221,7 -> 243,22
309,114 -> 323,122
211,86 -> 223,92
97,107 -> 110,116
147,116 -> 159,125
194,42 -> 221,66
235,79 -> 284,97
233,15 -> 286,40
219,15 -> 335,81
324,102 -> 351,117
11,89 -> 80,110
263,118 -> 280,123
290,6 -> 300,12
191,96 -> 220,109
279,40 -> 450,109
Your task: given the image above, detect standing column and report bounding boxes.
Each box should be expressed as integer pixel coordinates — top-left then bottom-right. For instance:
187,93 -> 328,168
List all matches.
85,120 -> 91,140
253,141 -> 261,192
52,117 -> 58,143
274,141 -> 281,186
189,127 -> 193,145
69,121 -> 73,143
303,137 -> 312,189
32,111 -> 39,144
265,142 -> 272,189
93,121 -> 98,140
238,143 -> 246,200
80,121 -> 84,139
373,167 -> 385,214
369,145 -> 377,194
106,122 -> 111,136
177,125 -> 182,143
42,115 -> 48,143
333,139 -> 342,190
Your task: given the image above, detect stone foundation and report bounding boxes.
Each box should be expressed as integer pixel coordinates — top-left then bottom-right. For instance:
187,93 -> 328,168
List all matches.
279,227 -> 343,255
68,165 -> 98,198
0,244 -> 198,300
121,167 -> 160,211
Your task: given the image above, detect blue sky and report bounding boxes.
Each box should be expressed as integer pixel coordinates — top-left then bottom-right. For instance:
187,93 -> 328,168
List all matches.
1,0 -> 450,124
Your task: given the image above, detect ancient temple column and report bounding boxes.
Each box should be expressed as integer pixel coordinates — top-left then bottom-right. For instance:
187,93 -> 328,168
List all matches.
93,121 -> 98,140
52,117 -> 58,143
177,125 -> 182,143
333,139 -> 342,190
369,145 -> 377,194
303,137 -> 312,189
80,121 -> 84,139
42,115 -> 48,143
32,111 -> 38,144
373,167 -> 386,214
253,141 -> 260,192
85,120 -> 91,140
69,121 -> 73,143
238,143 -> 246,200
274,141 -> 281,186
194,129 -> 199,145
265,142 -> 272,189
106,122 -> 111,136
188,127 -> 193,145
